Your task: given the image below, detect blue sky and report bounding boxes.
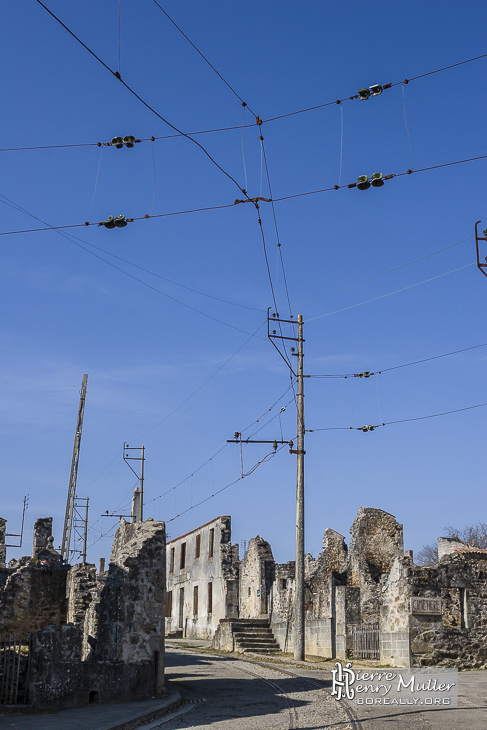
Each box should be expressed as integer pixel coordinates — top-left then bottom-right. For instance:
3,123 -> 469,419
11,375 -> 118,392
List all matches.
1,1 -> 486,566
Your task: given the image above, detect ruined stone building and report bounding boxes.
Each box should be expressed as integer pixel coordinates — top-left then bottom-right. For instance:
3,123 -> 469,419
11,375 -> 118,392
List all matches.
0,514 -> 166,709
167,507 -> 487,669
164,516 -> 238,639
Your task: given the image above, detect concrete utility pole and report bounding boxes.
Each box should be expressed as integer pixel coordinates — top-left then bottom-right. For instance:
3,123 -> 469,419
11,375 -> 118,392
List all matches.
294,314 -> 305,660
61,374 -> 88,563
267,309 -> 305,661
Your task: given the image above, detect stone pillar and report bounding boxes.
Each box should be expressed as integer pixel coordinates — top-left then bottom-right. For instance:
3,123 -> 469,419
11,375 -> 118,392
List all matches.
335,585 -> 360,659
32,517 -> 53,559
66,563 -> 97,627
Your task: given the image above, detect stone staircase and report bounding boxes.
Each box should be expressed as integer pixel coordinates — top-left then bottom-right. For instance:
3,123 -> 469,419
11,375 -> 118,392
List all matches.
228,618 -> 281,655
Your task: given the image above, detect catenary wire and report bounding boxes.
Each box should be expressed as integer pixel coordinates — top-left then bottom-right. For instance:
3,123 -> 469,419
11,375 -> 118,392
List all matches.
35,1 -> 249,198
4,52 -> 487,152
2,154 -> 485,237
307,403 -> 487,432
307,343 -> 487,378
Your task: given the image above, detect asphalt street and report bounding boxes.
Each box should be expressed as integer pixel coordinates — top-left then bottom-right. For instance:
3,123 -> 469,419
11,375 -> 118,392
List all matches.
155,647 -> 487,730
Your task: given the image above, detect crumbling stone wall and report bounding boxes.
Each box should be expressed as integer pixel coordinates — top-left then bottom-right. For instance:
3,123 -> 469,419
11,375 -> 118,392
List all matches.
32,517 -> 54,559
239,536 -> 275,618
28,624 -> 158,710
380,550 -> 487,669
66,562 -> 97,628
348,507 -> 404,624
0,516 -> 68,635
93,518 -> 166,679
408,553 -> 487,668
438,536 -> 466,559
0,563 -> 69,635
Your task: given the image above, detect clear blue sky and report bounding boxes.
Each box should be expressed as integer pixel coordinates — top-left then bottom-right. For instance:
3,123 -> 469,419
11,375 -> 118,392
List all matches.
1,1 -> 486,566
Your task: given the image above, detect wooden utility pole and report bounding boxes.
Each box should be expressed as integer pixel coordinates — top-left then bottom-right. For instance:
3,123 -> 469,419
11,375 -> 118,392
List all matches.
61,374 -> 88,563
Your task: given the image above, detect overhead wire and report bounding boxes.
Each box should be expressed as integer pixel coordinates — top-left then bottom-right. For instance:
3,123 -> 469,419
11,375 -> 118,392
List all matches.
306,343 -> 487,378
305,262 -> 475,322
0,194 -> 264,336
164,440 -> 291,525
151,0 -> 254,113
295,235 -> 472,307
145,380 -> 297,506
4,51 -> 487,153
307,403 -> 487,433
149,1 -> 295,339
2,154 -> 486,238
35,0 -> 249,198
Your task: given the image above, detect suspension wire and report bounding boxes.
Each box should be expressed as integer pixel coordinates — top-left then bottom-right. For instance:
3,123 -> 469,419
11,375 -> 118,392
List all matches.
130,320 -> 266,443
145,381 -> 296,505
0,192 -> 263,313
305,263 -> 475,322
88,146 -> 103,222
150,138 -> 156,216
295,235 -> 472,308
241,106 -> 248,192
165,441 -> 291,525
36,1 -> 249,198
379,343 -> 487,374
402,83 -> 414,170
307,402 -> 487,433
118,0 -> 121,75
338,102 -> 344,186
0,194 -> 264,336
152,0 -> 254,114
260,138 -> 294,320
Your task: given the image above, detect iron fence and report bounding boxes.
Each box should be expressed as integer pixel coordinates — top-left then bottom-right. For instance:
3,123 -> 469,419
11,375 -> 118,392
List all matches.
352,624 -> 380,660
0,634 -> 28,705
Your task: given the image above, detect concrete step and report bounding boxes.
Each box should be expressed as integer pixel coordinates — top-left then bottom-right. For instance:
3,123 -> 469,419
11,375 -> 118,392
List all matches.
241,647 -> 282,655
235,639 -> 280,650
233,631 -> 274,639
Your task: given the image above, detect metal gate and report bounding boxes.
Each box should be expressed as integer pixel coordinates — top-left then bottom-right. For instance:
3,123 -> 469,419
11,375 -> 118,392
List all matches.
0,634 -> 28,705
352,624 -> 380,660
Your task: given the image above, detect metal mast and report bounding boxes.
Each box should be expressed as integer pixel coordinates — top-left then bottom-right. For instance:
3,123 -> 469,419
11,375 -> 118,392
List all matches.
61,374 -> 88,563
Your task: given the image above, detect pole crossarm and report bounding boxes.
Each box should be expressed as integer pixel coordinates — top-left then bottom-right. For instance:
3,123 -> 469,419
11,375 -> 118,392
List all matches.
475,220 -> 487,278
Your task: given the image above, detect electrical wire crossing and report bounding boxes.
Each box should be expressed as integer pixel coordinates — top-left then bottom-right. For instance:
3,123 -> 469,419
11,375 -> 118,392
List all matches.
35,0 -> 249,199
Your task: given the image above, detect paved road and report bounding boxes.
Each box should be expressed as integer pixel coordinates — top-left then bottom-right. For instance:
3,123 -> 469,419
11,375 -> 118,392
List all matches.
348,668 -> 487,730
156,648 -> 487,730
158,647 -> 353,729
